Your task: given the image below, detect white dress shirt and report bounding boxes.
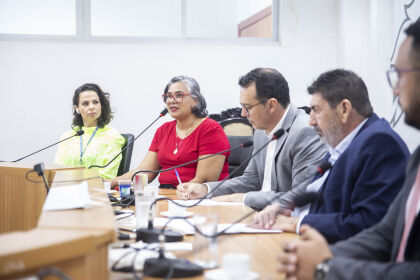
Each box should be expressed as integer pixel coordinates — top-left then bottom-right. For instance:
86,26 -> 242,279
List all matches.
205,105 -> 290,200
243,105 -> 290,202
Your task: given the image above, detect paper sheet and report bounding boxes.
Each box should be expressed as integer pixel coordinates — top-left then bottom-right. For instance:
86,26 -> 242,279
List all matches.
171,199 -> 243,207
151,218 -> 282,235
217,223 -> 282,234
43,182 -> 92,211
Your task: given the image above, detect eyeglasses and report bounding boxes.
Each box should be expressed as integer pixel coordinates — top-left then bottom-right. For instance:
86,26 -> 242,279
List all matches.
162,92 -> 191,103
240,102 -> 263,114
386,68 -> 420,89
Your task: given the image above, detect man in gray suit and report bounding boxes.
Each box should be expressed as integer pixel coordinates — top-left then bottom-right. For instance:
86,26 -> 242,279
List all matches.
177,68 -> 327,210
277,19 -> 420,280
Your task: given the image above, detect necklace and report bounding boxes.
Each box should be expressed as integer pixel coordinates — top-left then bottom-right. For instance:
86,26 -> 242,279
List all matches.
173,121 -> 195,154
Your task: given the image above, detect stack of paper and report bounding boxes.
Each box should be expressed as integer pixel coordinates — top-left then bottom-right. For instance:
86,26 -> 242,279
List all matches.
43,182 -> 92,211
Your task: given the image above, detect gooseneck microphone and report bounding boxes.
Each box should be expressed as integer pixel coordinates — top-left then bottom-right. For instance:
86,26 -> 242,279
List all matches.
119,140 -> 254,208
88,108 -> 168,170
282,160 -> 333,209
136,129 -> 285,243
317,161 -> 332,176
0,130 -> 84,163
130,140 -> 255,243
130,140 -> 254,181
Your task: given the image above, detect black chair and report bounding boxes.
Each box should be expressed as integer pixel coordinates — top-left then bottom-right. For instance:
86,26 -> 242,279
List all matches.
117,133 -> 134,176
209,107 -> 254,177
227,135 -> 254,178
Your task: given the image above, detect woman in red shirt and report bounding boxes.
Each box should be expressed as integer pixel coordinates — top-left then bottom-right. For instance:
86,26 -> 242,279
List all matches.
112,76 -> 230,189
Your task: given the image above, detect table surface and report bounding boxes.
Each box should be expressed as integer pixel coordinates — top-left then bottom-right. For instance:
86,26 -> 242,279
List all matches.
112,189 -> 296,280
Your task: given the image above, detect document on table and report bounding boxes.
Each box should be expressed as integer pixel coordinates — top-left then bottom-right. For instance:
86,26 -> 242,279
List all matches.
152,218 -> 282,235
43,182 -> 92,211
171,199 -> 243,207
217,223 -> 282,234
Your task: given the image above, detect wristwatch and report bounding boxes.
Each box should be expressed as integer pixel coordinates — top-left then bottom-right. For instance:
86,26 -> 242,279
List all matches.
313,258 -> 331,280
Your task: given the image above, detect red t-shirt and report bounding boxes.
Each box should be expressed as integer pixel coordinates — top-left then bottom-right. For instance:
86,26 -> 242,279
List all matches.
149,118 -> 230,187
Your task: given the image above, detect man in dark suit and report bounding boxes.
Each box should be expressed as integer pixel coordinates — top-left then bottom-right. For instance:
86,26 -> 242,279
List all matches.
252,68 -> 409,243
277,19 -> 420,280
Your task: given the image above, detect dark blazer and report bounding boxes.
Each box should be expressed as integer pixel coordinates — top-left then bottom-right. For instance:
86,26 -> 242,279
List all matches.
302,114 -> 410,243
328,145 -> 420,280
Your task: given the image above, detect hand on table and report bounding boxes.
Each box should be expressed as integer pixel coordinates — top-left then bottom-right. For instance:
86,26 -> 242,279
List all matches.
176,182 -> 208,200
277,225 -> 333,280
249,203 -> 292,229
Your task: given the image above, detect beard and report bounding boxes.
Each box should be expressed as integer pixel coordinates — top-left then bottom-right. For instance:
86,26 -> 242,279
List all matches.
316,116 -> 345,147
401,88 -> 420,129
404,111 -> 420,129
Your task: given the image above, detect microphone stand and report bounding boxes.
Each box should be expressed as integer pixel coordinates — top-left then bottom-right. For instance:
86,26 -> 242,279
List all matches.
1,130 -> 84,163
130,141 -> 252,181
143,183 -> 293,278
118,141 -> 253,208
134,142 -> 253,242
136,129 -> 285,243
88,108 -> 168,169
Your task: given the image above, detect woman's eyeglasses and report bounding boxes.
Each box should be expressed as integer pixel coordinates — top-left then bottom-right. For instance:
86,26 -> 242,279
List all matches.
162,92 -> 191,103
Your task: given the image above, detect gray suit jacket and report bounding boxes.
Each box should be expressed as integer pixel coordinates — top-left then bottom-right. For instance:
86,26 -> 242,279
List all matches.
207,104 -> 327,210
328,146 -> 420,280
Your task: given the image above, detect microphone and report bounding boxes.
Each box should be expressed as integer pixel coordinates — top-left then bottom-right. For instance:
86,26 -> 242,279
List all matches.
206,128 -> 284,198
143,144 -> 331,277
132,140 -> 254,243
282,160 -> 333,209
317,161 -> 332,176
144,169 -> 292,278
33,162 -> 50,194
88,108 -> 168,170
143,234 -> 204,278
130,140 -> 254,181
118,140 -> 254,207
0,130 -> 84,163
136,129 -> 285,243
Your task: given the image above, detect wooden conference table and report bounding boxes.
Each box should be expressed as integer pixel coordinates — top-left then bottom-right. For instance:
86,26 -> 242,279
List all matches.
0,166 -> 115,279
0,165 -> 296,279
114,189 -> 297,280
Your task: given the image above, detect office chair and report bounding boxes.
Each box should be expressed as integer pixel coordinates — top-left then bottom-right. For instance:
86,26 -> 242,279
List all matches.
226,135 -> 254,178
209,107 -> 254,136
210,107 -> 255,177
117,133 -> 134,176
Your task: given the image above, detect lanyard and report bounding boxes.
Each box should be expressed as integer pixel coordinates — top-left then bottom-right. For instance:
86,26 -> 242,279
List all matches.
80,126 -> 99,163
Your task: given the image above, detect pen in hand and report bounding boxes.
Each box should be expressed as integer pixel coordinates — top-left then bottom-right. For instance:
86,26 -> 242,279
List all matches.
174,169 -> 186,198
174,169 -> 189,200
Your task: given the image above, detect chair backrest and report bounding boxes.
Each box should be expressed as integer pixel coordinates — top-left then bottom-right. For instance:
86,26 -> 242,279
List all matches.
220,118 -> 254,136
209,107 -> 254,136
227,135 -> 254,178
117,133 -> 134,176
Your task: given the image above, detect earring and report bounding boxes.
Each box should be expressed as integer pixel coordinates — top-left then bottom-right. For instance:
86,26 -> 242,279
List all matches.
75,109 -> 80,114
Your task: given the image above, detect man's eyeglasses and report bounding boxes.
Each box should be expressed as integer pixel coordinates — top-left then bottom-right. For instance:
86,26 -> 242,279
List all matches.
386,68 -> 420,89
241,102 -> 263,114
162,92 -> 191,103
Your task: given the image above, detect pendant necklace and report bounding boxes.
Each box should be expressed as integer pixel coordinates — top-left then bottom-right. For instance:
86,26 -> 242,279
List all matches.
173,121 -> 195,154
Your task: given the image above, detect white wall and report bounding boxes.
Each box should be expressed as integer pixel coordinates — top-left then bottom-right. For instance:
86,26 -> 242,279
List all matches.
337,0 -> 420,152
4,0 -> 419,171
0,0 -> 338,168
